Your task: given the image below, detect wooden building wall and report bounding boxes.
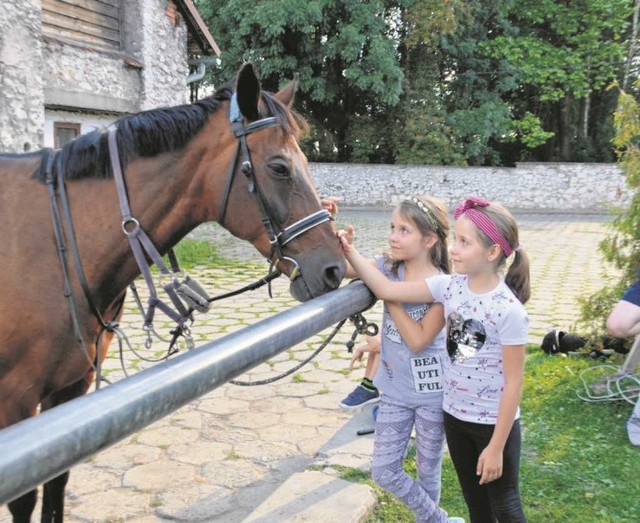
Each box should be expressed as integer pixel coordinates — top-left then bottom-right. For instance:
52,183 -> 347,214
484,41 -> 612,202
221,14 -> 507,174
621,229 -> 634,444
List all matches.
42,0 -> 121,51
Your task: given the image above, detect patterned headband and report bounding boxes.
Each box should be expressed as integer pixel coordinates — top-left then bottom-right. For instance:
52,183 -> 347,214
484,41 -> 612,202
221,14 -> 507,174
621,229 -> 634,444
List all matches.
454,197 -> 513,257
409,196 -> 439,233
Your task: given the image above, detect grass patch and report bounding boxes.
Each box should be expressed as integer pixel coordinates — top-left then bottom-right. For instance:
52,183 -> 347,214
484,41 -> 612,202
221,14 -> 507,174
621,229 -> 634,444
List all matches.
165,237 -> 266,271
341,348 -> 639,522
169,239 -> 226,269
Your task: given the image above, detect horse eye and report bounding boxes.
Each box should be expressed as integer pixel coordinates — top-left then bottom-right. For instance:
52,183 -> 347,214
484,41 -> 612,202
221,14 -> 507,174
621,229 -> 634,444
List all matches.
268,163 -> 291,179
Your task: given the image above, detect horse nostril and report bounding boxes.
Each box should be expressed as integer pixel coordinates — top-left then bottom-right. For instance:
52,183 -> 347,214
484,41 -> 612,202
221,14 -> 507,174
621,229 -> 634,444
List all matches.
324,264 -> 343,289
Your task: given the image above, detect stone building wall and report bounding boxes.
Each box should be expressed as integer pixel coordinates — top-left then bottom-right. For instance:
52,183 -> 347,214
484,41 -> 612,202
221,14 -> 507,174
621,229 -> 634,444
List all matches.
135,0 -> 189,111
0,0 -> 45,153
1,0 -> 192,153
42,40 -> 142,115
311,162 -> 632,212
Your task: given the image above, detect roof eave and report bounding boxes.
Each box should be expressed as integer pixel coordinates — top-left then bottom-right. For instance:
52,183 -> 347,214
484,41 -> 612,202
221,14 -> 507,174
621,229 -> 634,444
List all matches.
175,0 -> 221,56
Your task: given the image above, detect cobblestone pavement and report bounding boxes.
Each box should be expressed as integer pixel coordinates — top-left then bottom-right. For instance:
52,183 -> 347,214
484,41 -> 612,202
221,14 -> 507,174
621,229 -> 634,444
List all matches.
1,210 -> 613,523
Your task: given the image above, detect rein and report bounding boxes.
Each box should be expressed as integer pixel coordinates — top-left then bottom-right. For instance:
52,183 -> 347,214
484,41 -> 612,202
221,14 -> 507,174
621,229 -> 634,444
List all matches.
108,128 -> 198,349
44,149 -> 126,388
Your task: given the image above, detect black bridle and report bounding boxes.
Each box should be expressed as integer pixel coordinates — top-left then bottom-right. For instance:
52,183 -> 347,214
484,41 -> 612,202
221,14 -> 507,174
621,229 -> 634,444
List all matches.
218,93 -> 333,281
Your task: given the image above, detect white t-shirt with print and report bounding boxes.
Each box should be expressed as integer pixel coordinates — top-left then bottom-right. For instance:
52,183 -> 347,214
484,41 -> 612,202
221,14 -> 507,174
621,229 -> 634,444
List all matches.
426,274 -> 529,424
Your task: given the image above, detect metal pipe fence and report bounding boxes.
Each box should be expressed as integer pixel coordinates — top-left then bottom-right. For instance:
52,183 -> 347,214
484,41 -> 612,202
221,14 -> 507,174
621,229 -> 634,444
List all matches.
0,281 -> 375,505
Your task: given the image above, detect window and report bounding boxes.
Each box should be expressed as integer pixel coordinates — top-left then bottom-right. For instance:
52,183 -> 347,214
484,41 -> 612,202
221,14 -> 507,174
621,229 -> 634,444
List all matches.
54,122 -> 81,148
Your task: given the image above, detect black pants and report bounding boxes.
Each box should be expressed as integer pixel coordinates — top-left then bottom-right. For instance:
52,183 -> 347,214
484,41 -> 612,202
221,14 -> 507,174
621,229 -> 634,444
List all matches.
444,412 -> 526,523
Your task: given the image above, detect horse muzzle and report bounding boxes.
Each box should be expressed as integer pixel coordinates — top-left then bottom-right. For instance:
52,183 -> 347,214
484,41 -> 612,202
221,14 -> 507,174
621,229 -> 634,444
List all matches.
288,258 -> 345,302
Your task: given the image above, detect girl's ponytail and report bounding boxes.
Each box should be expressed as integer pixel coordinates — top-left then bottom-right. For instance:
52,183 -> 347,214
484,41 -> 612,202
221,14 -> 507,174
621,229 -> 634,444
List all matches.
505,248 -> 530,304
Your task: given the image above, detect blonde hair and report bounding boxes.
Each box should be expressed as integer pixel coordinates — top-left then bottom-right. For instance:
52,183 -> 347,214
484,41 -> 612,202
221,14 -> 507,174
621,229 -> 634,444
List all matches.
385,195 -> 451,275
464,201 -> 530,304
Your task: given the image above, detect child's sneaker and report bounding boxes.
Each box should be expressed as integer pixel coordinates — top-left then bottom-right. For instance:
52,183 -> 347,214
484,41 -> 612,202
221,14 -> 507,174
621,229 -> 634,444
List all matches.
339,384 -> 380,409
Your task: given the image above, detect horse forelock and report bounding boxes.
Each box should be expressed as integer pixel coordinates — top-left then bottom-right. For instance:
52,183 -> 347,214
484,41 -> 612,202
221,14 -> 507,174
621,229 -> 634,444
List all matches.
260,92 -> 308,139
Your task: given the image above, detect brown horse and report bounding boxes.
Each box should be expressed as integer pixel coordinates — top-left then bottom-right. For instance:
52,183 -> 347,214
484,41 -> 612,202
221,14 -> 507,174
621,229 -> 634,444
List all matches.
0,63 -> 345,522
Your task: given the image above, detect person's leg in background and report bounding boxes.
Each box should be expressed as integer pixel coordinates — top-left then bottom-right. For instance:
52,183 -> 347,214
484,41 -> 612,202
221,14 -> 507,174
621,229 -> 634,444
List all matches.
340,335 -> 381,409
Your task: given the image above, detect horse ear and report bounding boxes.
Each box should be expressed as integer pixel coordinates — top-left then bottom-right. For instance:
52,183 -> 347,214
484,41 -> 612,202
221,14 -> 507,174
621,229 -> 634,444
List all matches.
275,76 -> 297,108
236,63 -> 261,121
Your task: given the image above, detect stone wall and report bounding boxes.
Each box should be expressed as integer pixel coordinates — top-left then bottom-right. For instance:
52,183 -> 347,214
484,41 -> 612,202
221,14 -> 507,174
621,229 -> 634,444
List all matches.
0,0 -> 44,152
42,39 -> 142,115
127,0 -> 189,111
1,0 -> 191,153
311,162 -> 632,212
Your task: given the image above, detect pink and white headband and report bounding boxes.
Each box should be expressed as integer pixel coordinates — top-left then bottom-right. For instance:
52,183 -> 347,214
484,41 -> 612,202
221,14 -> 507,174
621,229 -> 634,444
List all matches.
454,197 -> 514,257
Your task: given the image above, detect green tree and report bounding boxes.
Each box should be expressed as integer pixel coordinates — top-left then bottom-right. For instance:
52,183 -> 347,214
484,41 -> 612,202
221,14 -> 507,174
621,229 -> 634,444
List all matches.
196,0 -> 405,161
391,1 -> 467,165
578,84 -> 640,336
345,0 -> 467,165
481,0 -> 632,162
195,0 -> 634,165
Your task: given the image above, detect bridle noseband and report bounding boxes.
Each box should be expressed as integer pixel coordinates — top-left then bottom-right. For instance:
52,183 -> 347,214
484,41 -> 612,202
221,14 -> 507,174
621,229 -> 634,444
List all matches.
218,93 -> 333,281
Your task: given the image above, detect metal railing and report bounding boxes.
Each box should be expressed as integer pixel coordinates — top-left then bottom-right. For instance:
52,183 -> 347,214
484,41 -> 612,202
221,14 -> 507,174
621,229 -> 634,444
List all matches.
0,281 -> 375,505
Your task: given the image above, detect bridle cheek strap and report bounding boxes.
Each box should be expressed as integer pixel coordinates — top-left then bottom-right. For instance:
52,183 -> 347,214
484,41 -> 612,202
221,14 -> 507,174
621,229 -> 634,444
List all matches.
219,93 -> 334,281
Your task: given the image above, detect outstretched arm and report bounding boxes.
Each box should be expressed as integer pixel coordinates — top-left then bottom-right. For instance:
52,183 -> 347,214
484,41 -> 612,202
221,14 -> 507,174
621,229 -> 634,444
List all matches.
387,302 -> 445,353
338,226 -> 434,303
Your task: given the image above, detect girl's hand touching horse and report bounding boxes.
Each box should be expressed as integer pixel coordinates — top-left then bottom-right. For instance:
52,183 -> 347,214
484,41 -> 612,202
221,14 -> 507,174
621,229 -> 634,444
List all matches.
337,225 -> 355,254
320,196 -> 340,218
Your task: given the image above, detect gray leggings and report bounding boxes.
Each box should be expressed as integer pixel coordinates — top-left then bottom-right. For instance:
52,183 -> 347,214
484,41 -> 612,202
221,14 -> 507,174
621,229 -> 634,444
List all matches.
371,396 -> 448,523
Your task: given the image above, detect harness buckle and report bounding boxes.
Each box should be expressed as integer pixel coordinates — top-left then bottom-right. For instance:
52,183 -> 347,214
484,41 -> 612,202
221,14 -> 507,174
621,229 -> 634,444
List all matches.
122,217 -> 140,236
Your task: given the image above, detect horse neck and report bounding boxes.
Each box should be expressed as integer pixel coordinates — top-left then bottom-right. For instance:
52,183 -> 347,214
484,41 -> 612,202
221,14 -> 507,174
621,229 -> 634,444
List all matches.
74,127 -> 231,305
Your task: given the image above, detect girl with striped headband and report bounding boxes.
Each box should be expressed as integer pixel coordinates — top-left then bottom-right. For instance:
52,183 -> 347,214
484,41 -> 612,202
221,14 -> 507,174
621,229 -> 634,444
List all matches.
339,197 -> 531,523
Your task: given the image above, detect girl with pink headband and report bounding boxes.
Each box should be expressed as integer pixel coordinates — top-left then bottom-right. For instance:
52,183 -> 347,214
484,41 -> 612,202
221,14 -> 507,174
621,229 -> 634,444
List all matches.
339,197 -> 531,523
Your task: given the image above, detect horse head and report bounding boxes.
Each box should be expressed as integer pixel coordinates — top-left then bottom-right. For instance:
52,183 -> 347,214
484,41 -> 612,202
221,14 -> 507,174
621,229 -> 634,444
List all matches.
210,64 -> 346,301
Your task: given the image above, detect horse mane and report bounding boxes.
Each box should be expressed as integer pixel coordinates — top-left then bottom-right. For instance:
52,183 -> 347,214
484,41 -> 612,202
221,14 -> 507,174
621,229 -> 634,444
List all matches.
30,82 -> 304,183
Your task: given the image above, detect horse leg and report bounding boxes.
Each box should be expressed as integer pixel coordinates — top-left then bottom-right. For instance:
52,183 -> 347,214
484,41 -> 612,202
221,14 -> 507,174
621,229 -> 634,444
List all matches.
39,374 -> 95,523
39,473 -> 68,523
2,383 -> 41,523
7,490 -> 37,523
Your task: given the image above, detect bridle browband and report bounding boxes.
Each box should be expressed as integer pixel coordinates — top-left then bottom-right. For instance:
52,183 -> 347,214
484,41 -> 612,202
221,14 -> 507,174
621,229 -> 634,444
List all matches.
219,93 -> 333,280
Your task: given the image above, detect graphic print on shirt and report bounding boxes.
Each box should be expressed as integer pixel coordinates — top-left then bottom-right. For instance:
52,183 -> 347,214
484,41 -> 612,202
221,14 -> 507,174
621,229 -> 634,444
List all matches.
382,305 -> 428,344
381,304 -> 428,382
410,355 -> 443,393
446,311 -> 487,363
